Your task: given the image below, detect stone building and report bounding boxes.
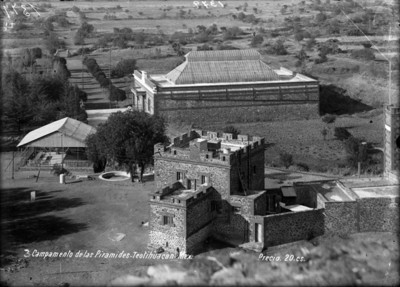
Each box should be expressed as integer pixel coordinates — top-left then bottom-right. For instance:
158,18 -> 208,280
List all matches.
148,130 -> 324,255
132,50 -> 319,123
148,103 -> 399,255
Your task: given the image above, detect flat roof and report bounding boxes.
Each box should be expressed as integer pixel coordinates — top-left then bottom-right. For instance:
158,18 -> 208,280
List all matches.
309,181 -> 356,202
351,185 -> 399,198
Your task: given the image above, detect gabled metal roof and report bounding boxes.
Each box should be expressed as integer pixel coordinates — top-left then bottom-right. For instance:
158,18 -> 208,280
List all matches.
17,117 -> 96,148
165,50 -> 280,85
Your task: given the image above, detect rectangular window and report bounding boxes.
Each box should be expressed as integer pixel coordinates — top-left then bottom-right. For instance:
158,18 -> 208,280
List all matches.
163,215 -> 173,225
253,166 -> 257,174
177,172 -> 183,182
148,98 -> 151,112
201,175 -> 209,185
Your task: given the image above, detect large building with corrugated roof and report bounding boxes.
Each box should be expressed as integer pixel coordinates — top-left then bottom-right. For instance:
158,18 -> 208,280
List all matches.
17,117 -> 96,170
132,49 -> 319,123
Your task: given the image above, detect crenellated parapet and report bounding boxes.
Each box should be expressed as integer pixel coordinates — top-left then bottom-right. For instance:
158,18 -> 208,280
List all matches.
154,130 -> 265,165
149,183 -> 215,207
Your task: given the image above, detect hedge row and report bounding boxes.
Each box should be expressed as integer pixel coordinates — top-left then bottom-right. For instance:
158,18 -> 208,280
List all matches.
83,57 -> 126,101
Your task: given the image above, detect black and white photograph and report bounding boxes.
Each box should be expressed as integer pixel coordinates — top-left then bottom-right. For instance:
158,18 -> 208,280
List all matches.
0,0 -> 399,285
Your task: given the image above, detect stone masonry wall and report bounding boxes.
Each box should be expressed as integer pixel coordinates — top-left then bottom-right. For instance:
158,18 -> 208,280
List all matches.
157,101 -> 319,124
263,209 -> 325,247
186,193 -> 213,237
358,197 -> 399,233
149,203 -> 186,253
324,201 -> 358,235
154,158 -> 231,200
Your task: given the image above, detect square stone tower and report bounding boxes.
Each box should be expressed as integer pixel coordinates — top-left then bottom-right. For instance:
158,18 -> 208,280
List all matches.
384,104 -> 400,183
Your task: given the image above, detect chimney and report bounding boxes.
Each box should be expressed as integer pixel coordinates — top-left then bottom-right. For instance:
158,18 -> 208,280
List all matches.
142,71 -> 147,81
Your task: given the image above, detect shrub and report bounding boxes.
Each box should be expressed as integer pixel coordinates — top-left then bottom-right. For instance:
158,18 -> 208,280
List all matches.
113,36 -> 127,49
334,127 -> 352,141
280,152 -> 293,168
251,35 -> 264,47
194,32 -> 210,43
296,163 -> 310,172
222,26 -> 243,40
267,38 -> 288,55
96,35 -> 112,48
77,22 -> 94,38
72,6 -> 80,13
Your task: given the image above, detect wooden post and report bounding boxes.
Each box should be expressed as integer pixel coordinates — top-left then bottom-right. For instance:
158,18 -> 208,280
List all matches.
36,165 -> 41,183
357,162 -> 361,178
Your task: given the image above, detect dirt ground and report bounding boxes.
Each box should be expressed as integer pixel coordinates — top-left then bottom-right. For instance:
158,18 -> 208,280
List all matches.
0,165 -> 398,286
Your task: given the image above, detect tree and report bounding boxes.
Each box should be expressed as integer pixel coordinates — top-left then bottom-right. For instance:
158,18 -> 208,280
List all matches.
280,152 -> 293,168
172,42 -> 185,56
270,38 -> 288,55
223,126 -> 241,138
44,32 -> 66,54
52,56 -> 71,81
295,47 -> 308,72
2,69 -> 33,132
113,36 -> 127,49
85,111 -> 169,181
251,35 -> 264,47
111,59 -> 137,78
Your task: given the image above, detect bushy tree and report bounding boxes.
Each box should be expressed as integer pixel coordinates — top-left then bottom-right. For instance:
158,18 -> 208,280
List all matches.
280,152 -> 293,168
85,111 -> 169,180
111,59 -> 137,78
267,38 -> 288,55
251,35 -> 264,47
2,69 -> 33,132
44,33 -> 66,54
222,26 -> 243,40
223,126 -> 241,138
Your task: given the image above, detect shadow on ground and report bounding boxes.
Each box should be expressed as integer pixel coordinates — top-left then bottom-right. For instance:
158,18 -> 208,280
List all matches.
0,188 -> 87,267
319,84 -> 373,115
